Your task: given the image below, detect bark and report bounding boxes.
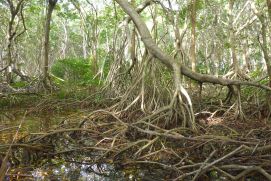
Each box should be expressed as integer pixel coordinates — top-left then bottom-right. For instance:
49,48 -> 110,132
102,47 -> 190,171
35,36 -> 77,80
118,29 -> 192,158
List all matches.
125,0 -> 157,23
128,0 -> 137,74
266,0 -> 271,87
174,21 -> 187,65
243,39 -> 251,71
267,0 -> 271,69
91,5 -> 98,75
70,0 -> 89,59
76,1 -> 99,75
252,3 -> 271,87
190,0 -> 197,72
82,29 -> 88,59
61,20 -> 68,59
260,18 -> 271,87
228,0 -> 240,75
43,0 -> 57,81
115,0 -> 271,92
267,0 -> 271,20
0,65 -> 9,73
6,0 -> 25,83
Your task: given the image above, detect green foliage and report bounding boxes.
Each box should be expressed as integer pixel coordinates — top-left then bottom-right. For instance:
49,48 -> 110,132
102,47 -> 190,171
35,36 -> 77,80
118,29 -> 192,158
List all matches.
178,7 -> 188,25
209,170 -> 218,179
224,42 -> 231,49
28,5 -> 42,14
195,0 -> 205,11
198,62 -> 207,74
256,0 -> 266,5
11,81 -> 28,88
51,58 -> 99,86
249,69 -> 269,84
242,69 -> 269,100
0,94 -> 40,108
54,85 -> 88,100
56,2 -> 79,20
249,68 -> 263,78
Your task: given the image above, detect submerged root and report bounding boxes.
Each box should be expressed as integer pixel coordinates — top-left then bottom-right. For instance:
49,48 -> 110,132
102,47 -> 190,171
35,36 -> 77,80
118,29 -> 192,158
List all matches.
0,109 -> 271,180
2,104 -> 271,180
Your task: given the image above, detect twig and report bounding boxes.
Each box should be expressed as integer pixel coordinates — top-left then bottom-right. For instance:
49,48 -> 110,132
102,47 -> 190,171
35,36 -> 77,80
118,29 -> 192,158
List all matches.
192,150 -> 216,181
0,111 -> 27,180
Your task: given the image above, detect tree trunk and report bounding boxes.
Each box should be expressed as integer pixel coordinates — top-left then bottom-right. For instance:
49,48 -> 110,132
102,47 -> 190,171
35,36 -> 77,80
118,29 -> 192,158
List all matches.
128,0 -> 137,73
6,0 -> 25,83
61,20 -> 68,59
115,0 -> 271,93
89,4 -> 99,75
260,18 -> 271,87
228,0 -> 240,75
267,0 -> 271,79
242,39 -> 251,72
190,0 -> 197,72
252,2 -> 271,87
43,0 -> 57,83
267,0 -> 271,20
82,29 -> 88,59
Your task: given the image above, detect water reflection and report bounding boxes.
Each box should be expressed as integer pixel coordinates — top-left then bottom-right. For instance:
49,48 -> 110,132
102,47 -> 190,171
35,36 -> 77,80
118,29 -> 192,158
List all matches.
0,111 -> 62,143
0,111 -> 127,181
0,111 -> 153,181
30,163 -> 124,181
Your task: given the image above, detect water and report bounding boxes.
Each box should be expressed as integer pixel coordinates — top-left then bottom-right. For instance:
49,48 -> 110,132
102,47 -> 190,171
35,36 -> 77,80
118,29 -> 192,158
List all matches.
27,162 -> 126,181
0,110 -> 136,181
2,110 -> 256,180
0,110 -> 61,143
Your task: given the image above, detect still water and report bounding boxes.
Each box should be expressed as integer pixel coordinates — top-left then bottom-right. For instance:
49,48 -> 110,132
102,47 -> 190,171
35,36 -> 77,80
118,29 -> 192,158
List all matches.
0,110 -> 149,181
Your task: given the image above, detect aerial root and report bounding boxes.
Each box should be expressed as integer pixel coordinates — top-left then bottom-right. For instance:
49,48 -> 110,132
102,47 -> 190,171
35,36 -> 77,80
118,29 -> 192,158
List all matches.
3,108 -> 271,180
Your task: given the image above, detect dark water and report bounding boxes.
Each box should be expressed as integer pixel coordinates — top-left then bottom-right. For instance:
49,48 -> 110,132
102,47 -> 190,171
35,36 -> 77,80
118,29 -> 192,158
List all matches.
0,110 -> 144,181
1,110 -> 260,181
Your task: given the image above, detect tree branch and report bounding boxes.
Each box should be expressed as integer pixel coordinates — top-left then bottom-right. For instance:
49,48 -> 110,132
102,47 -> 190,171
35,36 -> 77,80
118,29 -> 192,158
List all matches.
115,0 -> 271,92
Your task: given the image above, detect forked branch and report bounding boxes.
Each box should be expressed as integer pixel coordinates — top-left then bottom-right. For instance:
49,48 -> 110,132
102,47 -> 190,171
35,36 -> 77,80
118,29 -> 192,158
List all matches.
115,0 -> 271,92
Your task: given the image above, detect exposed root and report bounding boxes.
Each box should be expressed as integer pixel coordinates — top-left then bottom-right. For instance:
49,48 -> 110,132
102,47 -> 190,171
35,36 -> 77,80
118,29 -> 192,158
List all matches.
2,106 -> 271,180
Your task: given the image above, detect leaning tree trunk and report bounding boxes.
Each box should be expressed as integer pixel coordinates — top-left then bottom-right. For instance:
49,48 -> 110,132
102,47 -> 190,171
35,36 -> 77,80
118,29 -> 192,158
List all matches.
114,0 -> 271,126
114,0 -> 271,92
43,0 -> 57,86
115,0 -> 197,129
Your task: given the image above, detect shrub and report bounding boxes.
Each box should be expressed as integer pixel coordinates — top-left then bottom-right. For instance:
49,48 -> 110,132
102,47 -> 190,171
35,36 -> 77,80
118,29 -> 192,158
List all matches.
51,58 -> 99,85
